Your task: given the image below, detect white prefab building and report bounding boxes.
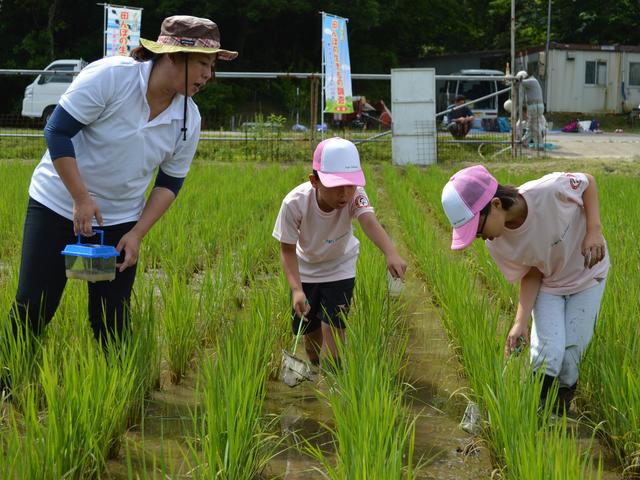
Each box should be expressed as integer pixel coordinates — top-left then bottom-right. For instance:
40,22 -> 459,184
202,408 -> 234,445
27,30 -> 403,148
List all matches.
520,43 -> 640,114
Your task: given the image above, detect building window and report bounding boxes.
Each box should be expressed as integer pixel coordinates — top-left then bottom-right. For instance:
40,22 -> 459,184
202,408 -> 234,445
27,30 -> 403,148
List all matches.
585,60 -> 607,85
629,62 -> 640,86
38,64 -> 76,85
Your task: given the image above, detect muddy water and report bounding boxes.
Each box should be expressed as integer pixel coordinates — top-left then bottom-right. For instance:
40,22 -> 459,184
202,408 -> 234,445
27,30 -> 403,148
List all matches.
260,271 -> 493,479
401,278 -> 493,479
105,271 -> 491,479
104,274 -> 622,479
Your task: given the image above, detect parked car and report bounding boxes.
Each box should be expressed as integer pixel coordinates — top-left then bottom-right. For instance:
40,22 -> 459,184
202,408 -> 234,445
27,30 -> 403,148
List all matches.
22,59 -> 87,124
442,69 -> 505,129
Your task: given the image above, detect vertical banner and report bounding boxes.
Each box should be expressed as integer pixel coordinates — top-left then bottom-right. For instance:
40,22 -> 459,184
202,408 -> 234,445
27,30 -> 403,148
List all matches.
104,4 -> 142,57
322,13 -> 354,113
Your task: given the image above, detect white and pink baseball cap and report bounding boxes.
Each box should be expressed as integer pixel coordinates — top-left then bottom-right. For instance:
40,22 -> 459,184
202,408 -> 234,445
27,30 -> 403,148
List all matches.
312,137 -> 365,187
441,165 -> 498,250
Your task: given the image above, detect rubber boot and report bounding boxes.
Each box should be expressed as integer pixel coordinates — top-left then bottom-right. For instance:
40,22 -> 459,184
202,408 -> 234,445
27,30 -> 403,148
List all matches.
538,374 -> 558,414
557,382 -> 577,414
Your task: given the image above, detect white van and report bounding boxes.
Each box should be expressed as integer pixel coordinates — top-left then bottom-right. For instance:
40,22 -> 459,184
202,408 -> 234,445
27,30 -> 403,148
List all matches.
21,59 -> 87,124
443,69 -> 504,129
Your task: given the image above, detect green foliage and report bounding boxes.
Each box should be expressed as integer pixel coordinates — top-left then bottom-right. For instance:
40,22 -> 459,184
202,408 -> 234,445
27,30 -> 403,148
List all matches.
4,0 -> 640,118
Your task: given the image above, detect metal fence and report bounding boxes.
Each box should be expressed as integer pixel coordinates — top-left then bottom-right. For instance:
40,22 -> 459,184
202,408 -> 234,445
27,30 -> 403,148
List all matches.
0,112 -> 393,164
1,68 -> 535,164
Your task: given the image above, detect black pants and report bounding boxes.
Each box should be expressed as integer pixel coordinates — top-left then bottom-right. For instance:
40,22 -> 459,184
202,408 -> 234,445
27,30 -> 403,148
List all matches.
291,278 -> 355,334
9,198 -> 137,343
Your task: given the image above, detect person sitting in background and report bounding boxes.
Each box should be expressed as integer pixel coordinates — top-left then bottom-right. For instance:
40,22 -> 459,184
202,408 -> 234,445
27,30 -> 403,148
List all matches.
447,95 -> 475,139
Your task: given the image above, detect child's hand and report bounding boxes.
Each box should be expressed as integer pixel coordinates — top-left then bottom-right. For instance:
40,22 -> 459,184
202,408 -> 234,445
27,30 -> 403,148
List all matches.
386,252 -> 407,280
292,289 -> 310,319
582,229 -> 606,268
505,322 -> 529,357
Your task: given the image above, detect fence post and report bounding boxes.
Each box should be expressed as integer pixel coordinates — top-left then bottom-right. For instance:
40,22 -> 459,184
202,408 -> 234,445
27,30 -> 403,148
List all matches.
309,76 -> 319,147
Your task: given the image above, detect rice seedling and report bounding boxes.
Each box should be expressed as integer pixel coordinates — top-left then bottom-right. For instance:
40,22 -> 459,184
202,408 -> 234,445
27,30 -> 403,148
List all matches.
161,274 -> 200,385
186,291 -> 280,479
304,223 -> 417,478
0,335 -> 140,478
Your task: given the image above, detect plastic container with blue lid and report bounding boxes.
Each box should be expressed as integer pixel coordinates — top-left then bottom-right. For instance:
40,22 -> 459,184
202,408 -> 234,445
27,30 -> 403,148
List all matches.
61,229 -> 119,282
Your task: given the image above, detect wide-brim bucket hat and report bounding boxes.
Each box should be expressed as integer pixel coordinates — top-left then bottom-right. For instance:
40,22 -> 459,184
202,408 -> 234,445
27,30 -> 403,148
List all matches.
140,15 -> 238,60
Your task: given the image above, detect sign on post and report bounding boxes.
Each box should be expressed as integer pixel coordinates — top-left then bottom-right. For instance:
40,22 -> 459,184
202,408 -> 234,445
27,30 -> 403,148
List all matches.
322,13 -> 353,114
103,4 -> 142,57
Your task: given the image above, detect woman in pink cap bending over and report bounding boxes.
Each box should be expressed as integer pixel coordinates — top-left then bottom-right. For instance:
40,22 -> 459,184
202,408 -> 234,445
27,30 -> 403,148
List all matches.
441,165 -> 609,412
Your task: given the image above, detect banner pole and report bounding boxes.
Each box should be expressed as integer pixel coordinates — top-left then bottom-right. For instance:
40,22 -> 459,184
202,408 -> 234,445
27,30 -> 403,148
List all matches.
320,11 -> 325,140
97,3 -> 108,57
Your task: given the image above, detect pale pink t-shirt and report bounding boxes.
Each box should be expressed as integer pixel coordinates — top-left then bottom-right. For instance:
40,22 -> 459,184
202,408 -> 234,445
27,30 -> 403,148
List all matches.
273,182 -> 374,283
486,172 -> 610,295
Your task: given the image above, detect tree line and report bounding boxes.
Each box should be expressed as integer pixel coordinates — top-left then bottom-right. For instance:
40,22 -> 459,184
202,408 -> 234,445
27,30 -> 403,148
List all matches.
1,0 -> 639,124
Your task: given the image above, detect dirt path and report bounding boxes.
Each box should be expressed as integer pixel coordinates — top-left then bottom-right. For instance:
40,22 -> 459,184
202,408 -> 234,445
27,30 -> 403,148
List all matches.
544,132 -> 640,159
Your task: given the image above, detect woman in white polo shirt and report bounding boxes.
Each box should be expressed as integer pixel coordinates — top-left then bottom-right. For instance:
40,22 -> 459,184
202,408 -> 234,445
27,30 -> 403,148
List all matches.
7,16 -> 237,350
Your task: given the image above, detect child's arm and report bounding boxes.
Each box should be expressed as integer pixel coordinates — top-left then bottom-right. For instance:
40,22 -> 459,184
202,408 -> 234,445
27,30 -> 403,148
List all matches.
357,212 -> 407,279
505,266 -> 542,356
280,242 -> 310,318
582,174 -> 606,269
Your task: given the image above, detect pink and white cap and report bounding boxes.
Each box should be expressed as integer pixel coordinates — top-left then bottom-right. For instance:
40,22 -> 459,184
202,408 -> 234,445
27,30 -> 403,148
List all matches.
441,165 -> 498,250
312,137 -> 365,187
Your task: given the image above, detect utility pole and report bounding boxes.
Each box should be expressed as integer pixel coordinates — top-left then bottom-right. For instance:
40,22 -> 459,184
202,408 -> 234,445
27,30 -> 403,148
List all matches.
510,0 -> 516,158
544,0 -> 552,104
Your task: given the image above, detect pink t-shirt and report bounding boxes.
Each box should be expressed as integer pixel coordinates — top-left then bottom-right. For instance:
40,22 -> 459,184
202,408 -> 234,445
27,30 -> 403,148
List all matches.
272,182 -> 375,283
486,172 -> 610,295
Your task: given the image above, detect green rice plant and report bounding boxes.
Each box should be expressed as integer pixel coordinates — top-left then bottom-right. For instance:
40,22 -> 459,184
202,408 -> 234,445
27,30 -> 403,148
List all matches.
196,260 -> 239,345
0,161 -> 31,259
124,278 -> 164,423
0,337 -> 139,478
0,306 -> 41,407
186,291 -> 279,479
305,235 -> 417,478
161,274 -> 200,385
577,176 -> 640,474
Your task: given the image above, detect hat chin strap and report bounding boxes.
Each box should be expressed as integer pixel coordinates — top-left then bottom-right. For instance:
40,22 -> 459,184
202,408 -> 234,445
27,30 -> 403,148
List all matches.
181,53 -> 188,141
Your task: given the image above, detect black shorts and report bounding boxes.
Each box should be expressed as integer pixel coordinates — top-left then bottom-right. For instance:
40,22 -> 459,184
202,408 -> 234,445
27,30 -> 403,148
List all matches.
291,278 -> 355,335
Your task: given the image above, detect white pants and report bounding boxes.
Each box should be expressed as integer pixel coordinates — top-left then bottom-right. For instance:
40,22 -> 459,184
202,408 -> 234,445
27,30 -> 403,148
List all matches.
530,278 -> 606,387
525,102 -> 546,147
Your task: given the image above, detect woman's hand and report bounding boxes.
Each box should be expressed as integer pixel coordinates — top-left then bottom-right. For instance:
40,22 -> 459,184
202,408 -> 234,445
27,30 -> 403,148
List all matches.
505,321 -> 529,357
386,252 -> 407,280
292,288 -> 310,320
582,229 -> 606,268
73,195 -> 103,236
116,229 -> 143,272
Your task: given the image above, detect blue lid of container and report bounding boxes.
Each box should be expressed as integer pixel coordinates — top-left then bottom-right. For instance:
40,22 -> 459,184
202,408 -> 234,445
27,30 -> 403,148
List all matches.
61,243 -> 119,258
60,229 -> 119,259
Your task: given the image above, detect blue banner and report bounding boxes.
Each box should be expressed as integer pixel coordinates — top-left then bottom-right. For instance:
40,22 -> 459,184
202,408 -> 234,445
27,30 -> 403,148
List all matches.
104,5 -> 142,57
322,14 -> 353,113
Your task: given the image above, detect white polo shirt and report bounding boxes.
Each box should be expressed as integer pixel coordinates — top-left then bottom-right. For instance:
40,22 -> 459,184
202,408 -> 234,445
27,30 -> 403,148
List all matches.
29,55 -> 200,225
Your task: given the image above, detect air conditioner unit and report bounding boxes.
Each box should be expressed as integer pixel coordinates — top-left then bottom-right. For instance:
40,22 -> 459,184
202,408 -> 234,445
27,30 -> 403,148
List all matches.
566,51 -> 575,61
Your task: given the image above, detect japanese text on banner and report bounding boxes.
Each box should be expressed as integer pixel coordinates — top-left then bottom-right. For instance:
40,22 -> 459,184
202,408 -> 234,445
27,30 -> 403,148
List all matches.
322,14 -> 353,114
104,5 -> 142,57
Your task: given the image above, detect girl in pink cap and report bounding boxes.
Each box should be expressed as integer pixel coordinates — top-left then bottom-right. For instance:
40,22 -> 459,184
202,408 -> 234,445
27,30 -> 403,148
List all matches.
441,165 -> 609,411
273,137 -> 406,371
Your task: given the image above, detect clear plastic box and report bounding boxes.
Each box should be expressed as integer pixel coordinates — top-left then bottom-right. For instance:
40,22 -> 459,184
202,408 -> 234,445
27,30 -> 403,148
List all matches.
61,230 -> 119,282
